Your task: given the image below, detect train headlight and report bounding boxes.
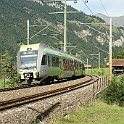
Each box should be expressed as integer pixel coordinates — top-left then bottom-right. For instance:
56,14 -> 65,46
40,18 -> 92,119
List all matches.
33,68 -> 37,71
33,66 -> 37,71
19,69 -> 23,72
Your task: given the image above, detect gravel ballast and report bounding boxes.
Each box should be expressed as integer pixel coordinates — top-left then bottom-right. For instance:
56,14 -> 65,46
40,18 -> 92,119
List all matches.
0,76 -> 108,124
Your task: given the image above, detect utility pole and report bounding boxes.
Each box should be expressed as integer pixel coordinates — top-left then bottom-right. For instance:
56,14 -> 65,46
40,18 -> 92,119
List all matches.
27,20 -> 30,45
48,0 -> 80,52
64,0 -> 67,52
87,58 -> 89,70
26,19 -> 52,45
109,17 -> 112,82
98,52 -> 100,69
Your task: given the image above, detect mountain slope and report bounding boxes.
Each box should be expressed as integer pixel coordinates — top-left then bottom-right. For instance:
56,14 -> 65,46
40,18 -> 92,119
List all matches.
96,13 -> 124,27
0,0 -> 124,67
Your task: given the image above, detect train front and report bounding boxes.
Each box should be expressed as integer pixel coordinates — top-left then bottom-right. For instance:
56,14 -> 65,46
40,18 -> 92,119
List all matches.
17,44 -> 40,83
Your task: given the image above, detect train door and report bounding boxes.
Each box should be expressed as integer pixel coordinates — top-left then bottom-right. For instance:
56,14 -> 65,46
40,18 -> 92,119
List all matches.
40,54 -> 48,76
59,58 -> 64,78
73,60 -> 76,76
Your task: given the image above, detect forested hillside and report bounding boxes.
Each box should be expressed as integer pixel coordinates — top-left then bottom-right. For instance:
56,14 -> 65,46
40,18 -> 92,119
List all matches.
0,0 -> 124,67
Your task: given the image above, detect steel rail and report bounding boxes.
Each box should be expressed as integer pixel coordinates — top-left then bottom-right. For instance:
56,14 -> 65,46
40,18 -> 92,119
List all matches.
0,76 -> 94,111
0,76 -> 85,92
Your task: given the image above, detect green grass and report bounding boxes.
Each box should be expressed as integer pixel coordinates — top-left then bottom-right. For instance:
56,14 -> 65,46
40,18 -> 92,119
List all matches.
0,79 -> 5,88
52,101 -> 124,124
85,68 -> 109,76
0,79 -> 12,89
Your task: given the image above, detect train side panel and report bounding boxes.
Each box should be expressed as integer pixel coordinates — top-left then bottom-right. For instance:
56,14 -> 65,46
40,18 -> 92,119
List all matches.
17,43 -> 85,84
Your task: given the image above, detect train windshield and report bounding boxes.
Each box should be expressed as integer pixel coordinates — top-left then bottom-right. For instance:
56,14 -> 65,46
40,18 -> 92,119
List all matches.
20,50 -> 38,69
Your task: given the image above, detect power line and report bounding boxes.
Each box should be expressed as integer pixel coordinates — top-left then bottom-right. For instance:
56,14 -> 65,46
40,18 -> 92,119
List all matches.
81,0 -> 109,17
81,0 -> 94,15
80,22 -> 106,36
99,0 -> 109,16
79,0 -> 110,44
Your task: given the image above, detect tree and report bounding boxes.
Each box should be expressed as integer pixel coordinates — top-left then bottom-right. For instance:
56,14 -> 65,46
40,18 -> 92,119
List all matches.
0,50 -> 18,87
0,50 -> 12,79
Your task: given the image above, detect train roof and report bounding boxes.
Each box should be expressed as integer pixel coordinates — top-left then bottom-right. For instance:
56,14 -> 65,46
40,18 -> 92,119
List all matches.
19,43 -> 82,62
19,43 -> 40,51
43,45 -> 82,62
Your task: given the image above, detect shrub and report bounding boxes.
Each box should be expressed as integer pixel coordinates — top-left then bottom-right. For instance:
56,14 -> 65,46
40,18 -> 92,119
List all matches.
101,78 -> 124,106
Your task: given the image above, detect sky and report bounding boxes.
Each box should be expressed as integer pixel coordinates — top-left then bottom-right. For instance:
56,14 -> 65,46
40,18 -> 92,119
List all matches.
67,0 -> 124,17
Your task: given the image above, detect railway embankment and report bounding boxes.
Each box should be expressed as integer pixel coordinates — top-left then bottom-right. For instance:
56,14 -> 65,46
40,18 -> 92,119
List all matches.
0,76 -> 108,124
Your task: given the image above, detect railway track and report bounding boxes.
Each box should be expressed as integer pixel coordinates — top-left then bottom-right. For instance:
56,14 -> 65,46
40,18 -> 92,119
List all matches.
0,85 -> 32,92
0,76 -> 95,111
0,76 -> 85,92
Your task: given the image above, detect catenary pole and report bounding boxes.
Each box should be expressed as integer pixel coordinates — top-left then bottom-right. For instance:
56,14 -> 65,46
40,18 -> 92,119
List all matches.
98,52 -> 100,69
47,0 -> 80,52
109,17 -> 112,82
64,0 -> 67,52
27,20 -> 30,45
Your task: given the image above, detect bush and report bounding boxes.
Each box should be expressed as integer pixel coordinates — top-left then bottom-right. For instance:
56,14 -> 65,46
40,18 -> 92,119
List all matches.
101,78 -> 124,106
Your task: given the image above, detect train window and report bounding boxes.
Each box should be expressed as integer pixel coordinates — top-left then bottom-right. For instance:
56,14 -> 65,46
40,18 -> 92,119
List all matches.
52,56 -> 59,67
48,56 -> 51,66
63,59 -> 74,71
63,59 -> 65,65
56,57 -> 59,67
52,56 -> 55,66
20,50 -> 38,56
75,61 -> 77,69
41,55 -> 47,65
77,62 -> 79,69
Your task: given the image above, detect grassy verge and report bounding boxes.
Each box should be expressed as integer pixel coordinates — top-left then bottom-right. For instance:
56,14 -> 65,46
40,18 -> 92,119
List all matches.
85,68 -> 109,76
52,101 -> 124,124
